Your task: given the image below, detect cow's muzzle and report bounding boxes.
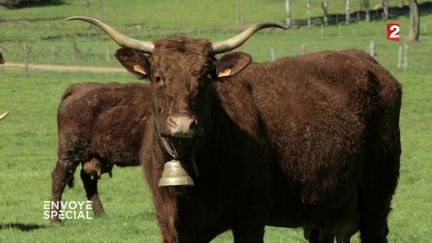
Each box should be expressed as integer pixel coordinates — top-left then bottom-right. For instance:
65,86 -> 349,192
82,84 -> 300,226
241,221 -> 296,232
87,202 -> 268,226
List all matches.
161,115 -> 198,139
157,115 -> 200,187
160,115 -> 201,159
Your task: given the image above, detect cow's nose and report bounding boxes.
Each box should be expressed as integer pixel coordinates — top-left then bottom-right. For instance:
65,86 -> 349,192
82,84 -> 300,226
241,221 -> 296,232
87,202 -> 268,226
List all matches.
162,115 -> 197,138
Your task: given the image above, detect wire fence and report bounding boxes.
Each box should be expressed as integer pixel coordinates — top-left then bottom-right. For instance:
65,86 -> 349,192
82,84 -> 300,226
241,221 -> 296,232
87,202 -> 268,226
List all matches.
1,1 -> 431,75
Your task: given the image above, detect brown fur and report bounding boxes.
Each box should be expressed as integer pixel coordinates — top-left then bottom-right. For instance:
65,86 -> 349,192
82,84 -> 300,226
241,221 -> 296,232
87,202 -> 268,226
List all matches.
50,82 -> 152,223
115,38 -> 401,243
0,51 -> 4,64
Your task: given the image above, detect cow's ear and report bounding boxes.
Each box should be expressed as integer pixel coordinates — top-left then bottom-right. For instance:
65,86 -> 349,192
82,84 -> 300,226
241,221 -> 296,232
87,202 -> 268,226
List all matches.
115,48 -> 150,79
215,52 -> 251,78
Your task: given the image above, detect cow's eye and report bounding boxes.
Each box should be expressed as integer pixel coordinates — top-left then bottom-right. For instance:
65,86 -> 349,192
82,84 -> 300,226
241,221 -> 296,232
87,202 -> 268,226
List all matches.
153,75 -> 162,83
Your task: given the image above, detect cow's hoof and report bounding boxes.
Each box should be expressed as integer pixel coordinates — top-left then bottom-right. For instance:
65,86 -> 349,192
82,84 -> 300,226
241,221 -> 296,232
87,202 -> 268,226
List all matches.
50,219 -> 61,224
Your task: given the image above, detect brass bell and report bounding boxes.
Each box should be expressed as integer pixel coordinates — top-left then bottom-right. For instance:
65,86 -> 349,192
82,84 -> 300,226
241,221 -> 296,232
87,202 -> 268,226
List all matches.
158,160 -> 195,187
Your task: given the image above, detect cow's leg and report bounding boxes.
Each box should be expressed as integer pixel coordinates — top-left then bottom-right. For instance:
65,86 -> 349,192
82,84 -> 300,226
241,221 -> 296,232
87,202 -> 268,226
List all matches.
359,146 -> 397,243
230,195 -> 266,243
50,159 -> 78,223
80,169 -> 104,217
304,228 -> 334,243
232,218 -> 265,243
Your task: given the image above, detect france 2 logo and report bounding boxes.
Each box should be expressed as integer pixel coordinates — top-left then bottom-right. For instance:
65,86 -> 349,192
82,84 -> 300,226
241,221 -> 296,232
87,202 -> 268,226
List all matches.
387,22 -> 400,42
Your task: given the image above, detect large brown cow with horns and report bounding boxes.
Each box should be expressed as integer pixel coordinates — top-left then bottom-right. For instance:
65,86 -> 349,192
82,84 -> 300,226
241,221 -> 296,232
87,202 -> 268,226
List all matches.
50,82 -> 152,223
69,16 -> 402,243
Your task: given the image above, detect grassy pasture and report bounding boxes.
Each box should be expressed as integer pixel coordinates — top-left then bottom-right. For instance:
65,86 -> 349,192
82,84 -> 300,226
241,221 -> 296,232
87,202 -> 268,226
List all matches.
1,0 -> 431,65
1,0 -> 432,242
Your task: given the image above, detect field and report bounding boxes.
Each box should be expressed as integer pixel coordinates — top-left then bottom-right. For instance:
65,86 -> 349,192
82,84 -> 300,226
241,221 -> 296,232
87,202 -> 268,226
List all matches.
1,0 -> 432,242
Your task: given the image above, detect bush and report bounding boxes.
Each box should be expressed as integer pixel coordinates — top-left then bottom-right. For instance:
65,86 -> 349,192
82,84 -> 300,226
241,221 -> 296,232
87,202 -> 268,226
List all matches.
0,0 -> 63,8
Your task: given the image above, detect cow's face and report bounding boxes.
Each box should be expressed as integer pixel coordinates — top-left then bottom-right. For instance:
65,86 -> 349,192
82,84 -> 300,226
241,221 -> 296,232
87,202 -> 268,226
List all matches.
115,40 -> 252,157
67,16 -> 285,158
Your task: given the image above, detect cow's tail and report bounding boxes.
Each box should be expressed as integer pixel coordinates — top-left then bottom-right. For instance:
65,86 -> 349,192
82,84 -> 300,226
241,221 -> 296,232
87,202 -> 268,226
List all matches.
67,163 -> 78,188
359,64 -> 402,242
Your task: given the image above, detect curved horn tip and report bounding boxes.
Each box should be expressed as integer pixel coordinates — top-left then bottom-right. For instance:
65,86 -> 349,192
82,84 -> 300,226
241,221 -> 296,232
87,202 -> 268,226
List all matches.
0,111 -> 9,120
260,22 -> 288,30
66,16 -> 98,22
66,15 -> 155,53
66,16 -> 79,21
211,22 -> 288,54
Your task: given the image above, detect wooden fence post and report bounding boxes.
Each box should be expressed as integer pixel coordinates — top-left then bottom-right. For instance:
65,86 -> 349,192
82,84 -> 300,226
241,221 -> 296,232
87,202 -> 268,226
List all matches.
307,0 -> 311,27
73,41 -> 81,61
321,0 -> 328,26
285,0 -> 292,27
23,43 -> 29,77
364,0 -> 370,22
270,47 -> 275,61
345,0 -> 350,24
51,46 -> 56,61
368,40 -> 376,59
397,45 -> 402,69
236,0 -> 241,25
301,44 -> 308,55
105,47 -> 111,63
403,44 -> 409,70
382,0 -> 389,20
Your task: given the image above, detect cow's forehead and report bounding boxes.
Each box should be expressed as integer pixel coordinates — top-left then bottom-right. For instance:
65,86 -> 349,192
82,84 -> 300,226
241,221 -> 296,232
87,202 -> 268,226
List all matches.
150,37 -> 213,73
153,37 -> 212,55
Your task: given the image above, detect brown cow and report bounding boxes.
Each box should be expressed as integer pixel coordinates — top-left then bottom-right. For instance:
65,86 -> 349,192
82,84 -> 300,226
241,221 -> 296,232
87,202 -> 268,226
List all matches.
50,82 -> 152,223
70,16 -> 401,243
0,51 -> 4,64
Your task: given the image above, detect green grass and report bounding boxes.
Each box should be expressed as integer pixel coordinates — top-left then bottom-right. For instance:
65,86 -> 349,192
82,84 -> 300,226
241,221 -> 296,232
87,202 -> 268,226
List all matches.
1,0 -> 431,66
1,0 -> 432,242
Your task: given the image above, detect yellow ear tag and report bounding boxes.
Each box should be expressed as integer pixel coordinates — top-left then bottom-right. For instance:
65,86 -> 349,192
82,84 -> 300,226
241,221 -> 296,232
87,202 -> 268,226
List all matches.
133,65 -> 146,75
218,68 -> 232,78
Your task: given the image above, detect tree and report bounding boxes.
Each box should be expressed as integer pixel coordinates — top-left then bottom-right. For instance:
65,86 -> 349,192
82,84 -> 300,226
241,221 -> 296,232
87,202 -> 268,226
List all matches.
382,0 -> 389,20
321,0 -> 329,26
0,0 -> 62,8
407,0 -> 420,42
364,0 -> 370,22
345,0 -> 350,24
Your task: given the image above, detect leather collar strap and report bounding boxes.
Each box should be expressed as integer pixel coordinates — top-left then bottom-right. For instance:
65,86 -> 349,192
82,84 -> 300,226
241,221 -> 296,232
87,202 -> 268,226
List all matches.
153,117 -> 177,159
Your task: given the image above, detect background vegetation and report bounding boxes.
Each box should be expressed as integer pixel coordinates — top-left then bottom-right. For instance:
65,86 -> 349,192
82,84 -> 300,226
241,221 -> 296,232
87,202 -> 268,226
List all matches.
0,0 -> 431,242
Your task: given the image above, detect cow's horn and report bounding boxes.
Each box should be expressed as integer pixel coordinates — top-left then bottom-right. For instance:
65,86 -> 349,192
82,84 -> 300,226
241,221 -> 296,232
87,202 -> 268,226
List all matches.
0,112 -> 9,121
67,16 -> 154,53
211,23 -> 287,54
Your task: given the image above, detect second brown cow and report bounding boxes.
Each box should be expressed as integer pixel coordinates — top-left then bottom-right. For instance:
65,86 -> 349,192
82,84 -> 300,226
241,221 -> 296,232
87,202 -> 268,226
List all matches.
50,82 -> 152,223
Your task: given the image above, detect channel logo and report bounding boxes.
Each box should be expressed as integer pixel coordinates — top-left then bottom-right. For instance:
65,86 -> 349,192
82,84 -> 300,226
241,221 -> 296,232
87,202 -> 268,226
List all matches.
387,22 -> 400,42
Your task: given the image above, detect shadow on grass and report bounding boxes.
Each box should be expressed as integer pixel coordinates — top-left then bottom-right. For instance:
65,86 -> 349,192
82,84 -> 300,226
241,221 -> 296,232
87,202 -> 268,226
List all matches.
0,223 -> 46,232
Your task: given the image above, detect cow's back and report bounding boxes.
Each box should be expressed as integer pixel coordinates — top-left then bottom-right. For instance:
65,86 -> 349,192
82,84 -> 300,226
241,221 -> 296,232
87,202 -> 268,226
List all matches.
230,50 -> 401,225
58,82 -> 152,165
